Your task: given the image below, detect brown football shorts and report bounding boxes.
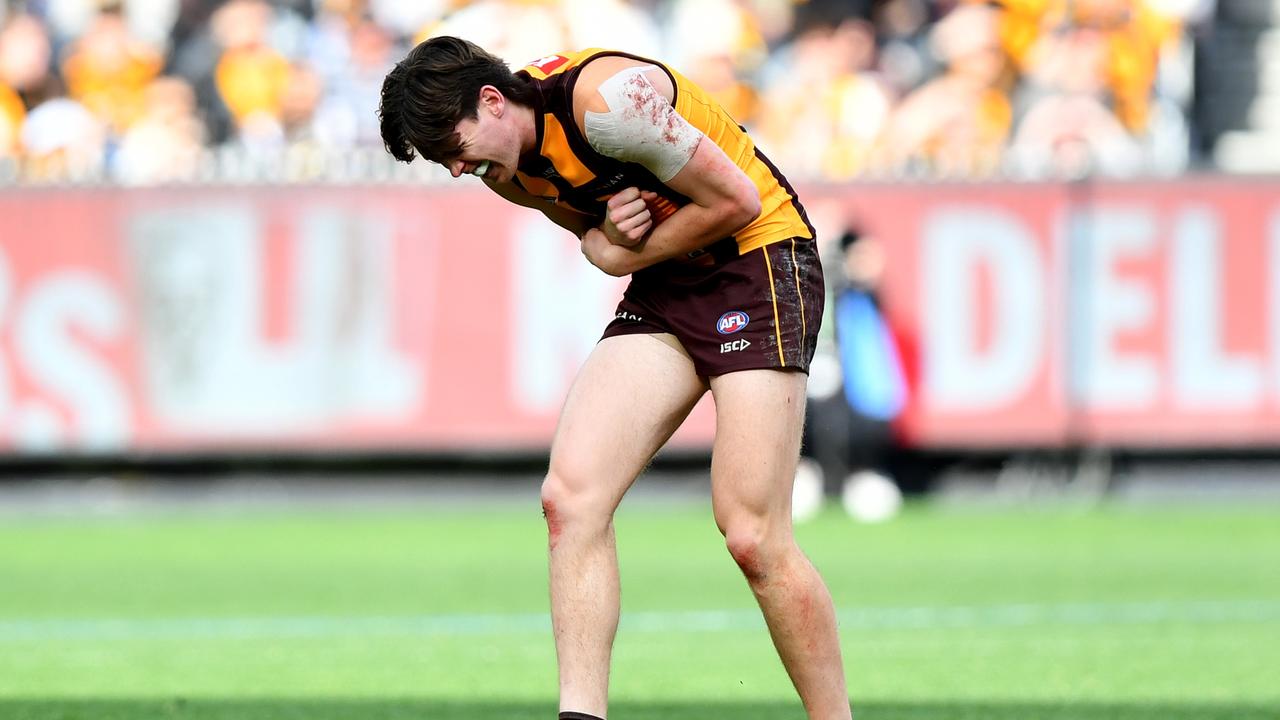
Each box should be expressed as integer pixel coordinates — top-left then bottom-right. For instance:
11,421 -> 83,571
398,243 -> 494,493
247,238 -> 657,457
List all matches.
601,236 -> 825,377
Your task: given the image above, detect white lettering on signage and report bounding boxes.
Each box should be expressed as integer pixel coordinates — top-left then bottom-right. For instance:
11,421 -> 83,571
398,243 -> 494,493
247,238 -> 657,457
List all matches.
1074,209 -> 1159,409
1170,207 -> 1263,409
15,272 -> 129,451
0,252 -> 129,452
129,204 -> 420,432
297,208 -> 422,417
922,208 -> 1044,411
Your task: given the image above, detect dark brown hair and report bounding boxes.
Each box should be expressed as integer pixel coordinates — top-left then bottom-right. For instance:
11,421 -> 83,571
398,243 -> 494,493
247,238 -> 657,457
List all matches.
378,36 -> 537,164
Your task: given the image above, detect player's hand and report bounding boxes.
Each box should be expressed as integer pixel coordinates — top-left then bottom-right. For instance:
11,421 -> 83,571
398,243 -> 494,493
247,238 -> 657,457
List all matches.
581,227 -> 635,277
602,187 -> 652,247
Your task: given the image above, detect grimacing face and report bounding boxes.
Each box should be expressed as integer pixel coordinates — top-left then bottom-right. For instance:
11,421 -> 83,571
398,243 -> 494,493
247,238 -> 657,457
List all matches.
446,85 -> 520,183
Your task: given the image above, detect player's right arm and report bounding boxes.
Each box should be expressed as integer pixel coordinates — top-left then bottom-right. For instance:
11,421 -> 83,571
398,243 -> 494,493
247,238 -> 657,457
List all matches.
484,177 -> 599,239
571,56 -> 760,276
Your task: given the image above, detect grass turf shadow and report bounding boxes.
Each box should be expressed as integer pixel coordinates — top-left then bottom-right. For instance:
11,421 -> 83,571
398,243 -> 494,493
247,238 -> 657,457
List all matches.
2,699 -> 1277,720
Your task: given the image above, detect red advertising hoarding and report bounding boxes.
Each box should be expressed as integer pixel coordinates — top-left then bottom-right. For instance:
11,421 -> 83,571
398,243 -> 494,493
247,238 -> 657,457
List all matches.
0,178 -> 1277,454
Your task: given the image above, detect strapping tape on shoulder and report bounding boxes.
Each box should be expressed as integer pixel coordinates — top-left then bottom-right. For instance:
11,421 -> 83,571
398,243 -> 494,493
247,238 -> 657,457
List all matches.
583,65 -> 702,182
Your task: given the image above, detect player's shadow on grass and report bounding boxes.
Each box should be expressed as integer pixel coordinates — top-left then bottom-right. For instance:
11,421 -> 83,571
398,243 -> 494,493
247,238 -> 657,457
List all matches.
2,699 -> 1277,720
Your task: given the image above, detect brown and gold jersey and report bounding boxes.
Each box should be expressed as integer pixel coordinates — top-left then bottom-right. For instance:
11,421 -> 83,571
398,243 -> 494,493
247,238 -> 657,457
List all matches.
514,49 -> 814,255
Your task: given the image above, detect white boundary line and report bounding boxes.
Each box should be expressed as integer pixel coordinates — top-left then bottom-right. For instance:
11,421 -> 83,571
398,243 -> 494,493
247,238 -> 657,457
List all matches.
0,600 -> 1277,642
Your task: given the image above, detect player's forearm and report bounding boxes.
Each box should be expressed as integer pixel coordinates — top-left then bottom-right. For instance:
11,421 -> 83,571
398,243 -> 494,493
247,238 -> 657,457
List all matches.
616,198 -> 758,273
485,179 -> 598,240
541,207 -> 599,239
553,215 -> 597,239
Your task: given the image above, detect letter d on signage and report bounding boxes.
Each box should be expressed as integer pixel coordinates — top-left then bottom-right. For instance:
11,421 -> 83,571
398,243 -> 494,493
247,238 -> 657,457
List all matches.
922,209 -> 1045,411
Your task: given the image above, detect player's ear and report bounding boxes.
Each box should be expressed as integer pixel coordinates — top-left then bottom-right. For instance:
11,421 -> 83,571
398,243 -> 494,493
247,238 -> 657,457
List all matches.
479,85 -> 504,116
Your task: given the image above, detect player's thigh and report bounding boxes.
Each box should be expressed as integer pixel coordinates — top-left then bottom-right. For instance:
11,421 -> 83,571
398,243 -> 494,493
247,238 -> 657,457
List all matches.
706,368 -> 808,531
548,333 -> 707,508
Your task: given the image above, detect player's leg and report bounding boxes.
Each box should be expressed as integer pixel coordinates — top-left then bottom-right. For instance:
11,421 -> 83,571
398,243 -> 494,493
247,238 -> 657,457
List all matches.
708,368 -> 852,720
544,333 -> 707,717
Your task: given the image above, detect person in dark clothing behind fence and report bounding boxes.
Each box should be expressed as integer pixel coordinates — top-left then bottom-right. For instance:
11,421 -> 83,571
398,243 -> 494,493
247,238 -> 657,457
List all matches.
794,226 -> 908,522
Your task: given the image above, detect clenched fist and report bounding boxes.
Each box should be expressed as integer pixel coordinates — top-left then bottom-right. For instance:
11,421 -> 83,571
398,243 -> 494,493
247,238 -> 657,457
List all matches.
602,187 -> 661,247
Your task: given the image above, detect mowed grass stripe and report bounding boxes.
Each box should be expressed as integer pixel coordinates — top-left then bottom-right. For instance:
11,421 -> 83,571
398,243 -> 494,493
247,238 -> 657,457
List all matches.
1,599 -> 1277,641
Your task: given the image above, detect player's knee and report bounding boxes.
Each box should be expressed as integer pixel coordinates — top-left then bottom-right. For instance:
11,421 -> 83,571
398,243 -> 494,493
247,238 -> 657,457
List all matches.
541,465 -> 610,529
724,526 -> 770,582
539,472 -> 571,526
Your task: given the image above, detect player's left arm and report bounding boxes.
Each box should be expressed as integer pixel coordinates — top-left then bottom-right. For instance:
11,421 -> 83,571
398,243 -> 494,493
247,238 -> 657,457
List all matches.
573,59 -> 760,276
484,176 -> 598,239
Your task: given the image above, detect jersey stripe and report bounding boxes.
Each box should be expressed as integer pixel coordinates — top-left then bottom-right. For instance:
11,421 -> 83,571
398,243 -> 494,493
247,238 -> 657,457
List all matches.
762,248 -> 786,367
541,114 -> 596,186
791,239 -> 806,342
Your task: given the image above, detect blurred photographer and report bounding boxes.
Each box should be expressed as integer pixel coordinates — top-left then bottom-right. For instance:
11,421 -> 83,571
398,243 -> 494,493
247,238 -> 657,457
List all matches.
795,227 -> 909,522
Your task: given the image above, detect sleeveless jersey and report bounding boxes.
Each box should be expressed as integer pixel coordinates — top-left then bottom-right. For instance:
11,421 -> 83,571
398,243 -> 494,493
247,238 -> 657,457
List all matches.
515,49 -> 814,256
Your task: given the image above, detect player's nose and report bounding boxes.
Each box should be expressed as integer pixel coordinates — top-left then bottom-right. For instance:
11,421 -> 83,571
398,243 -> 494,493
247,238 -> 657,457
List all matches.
449,161 -> 465,178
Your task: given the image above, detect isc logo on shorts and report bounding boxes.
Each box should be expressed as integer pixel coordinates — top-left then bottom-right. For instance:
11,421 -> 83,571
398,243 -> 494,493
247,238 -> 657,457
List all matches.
716,311 -> 750,334
720,339 -> 751,354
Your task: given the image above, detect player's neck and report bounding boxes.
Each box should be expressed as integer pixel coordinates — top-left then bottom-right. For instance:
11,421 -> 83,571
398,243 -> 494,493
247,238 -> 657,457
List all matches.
514,103 -> 538,156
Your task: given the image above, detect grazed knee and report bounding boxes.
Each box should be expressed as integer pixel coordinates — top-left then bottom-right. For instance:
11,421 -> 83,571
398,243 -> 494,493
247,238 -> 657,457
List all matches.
540,488 -> 565,550
724,527 -> 771,583
540,464 -> 612,547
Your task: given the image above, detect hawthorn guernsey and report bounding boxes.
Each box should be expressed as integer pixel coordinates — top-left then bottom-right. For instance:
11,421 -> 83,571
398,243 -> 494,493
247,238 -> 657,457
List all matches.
376,36 -> 843,720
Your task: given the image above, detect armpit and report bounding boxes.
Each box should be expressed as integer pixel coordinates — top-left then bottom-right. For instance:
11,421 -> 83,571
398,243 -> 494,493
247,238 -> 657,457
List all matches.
584,66 -> 702,182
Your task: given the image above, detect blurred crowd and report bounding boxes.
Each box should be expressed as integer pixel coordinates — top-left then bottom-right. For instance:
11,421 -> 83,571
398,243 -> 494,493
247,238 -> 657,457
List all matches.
0,0 -> 1214,185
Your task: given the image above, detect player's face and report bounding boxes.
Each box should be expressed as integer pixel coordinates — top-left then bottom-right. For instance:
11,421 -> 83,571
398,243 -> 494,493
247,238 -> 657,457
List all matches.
447,90 -> 520,183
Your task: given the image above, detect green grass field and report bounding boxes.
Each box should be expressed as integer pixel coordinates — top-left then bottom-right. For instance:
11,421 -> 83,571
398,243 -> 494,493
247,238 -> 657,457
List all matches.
1,495 -> 1278,719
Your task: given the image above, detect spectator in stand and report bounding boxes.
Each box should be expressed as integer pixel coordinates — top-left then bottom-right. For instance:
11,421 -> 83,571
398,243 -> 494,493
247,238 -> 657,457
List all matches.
878,2 -> 1014,176
281,62 -> 324,145
20,83 -> 105,182
792,0 -> 872,34
124,0 -> 182,52
1008,2 -> 1146,177
113,75 -> 205,184
0,0 -> 1210,184
872,0 -> 936,98
368,0 -> 447,42
562,0 -> 662,57
794,227 -> 908,523
1075,0 -> 1201,174
307,0 -> 362,90
165,0 -> 234,144
422,0 -> 569,70
0,11 -> 52,106
995,0 -> 1206,173
43,0 -> 180,55
666,0 -> 768,124
211,0 -> 291,148
60,3 -> 164,137
0,11 -> 49,160
1067,0 -> 1175,134
0,80 -> 21,159
311,16 -> 396,148
759,18 -> 894,180
0,12 -> 103,181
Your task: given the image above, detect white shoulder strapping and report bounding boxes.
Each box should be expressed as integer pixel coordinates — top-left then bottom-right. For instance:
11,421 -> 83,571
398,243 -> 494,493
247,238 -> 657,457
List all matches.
583,65 -> 702,182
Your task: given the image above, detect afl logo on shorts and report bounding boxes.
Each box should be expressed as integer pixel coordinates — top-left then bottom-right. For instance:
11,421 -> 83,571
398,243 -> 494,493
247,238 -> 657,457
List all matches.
716,311 -> 750,335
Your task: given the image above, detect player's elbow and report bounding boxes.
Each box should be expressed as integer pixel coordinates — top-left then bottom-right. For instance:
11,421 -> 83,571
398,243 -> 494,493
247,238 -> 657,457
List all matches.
724,185 -> 761,234
716,175 -> 752,230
